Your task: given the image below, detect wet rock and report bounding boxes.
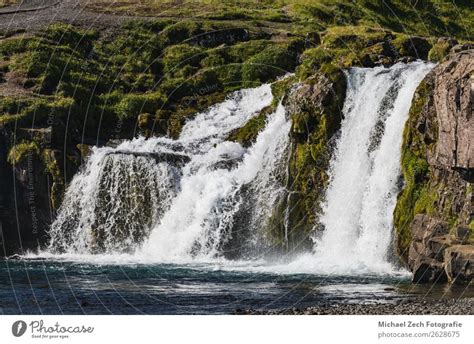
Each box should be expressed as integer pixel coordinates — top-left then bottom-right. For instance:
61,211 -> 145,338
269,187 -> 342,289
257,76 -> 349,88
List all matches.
106,150 -> 191,166
412,257 -> 447,283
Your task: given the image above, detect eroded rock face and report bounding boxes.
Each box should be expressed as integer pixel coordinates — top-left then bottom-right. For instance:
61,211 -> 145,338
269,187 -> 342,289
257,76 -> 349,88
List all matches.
429,50 -> 474,171
444,245 -> 474,283
266,69 -> 346,249
408,214 -> 474,283
397,50 -> 474,284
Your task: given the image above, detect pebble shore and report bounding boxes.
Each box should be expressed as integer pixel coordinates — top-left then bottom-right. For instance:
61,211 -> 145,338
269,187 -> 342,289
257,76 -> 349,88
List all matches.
235,298 -> 474,315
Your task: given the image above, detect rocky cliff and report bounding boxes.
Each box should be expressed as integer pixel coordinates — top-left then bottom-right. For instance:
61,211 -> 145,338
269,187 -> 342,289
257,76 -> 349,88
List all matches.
394,48 -> 473,283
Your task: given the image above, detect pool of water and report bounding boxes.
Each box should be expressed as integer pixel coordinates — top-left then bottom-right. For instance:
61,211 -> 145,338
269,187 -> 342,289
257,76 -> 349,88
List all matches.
1,258 -> 471,314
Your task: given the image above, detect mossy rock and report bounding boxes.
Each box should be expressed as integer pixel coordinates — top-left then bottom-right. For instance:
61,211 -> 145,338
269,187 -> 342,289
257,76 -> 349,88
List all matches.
393,76 -> 436,259
7,141 -> 40,165
42,23 -> 98,56
428,38 -> 457,62
391,35 -> 432,60
115,92 -> 165,120
162,44 -> 206,76
242,40 -> 303,84
227,105 -> 273,147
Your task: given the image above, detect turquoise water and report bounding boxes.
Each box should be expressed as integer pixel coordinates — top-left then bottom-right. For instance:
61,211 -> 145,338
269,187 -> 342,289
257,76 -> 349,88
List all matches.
0,258 -> 470,314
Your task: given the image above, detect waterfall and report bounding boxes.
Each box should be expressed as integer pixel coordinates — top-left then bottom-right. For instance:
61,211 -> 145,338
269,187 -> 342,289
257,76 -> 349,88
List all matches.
312,61 -> 434,274
137,103 -> 290,262
48,83 -> 291,261
46,62 -> 433,275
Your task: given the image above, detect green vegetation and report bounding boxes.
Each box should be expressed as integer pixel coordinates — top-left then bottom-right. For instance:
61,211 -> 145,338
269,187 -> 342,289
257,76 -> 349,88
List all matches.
86,1 -> 474,41
227,106 -> 274,146
0,21 -> 303,142
393,79 -> 435,258
7,141 -> 40,164
284,69 -> 346,243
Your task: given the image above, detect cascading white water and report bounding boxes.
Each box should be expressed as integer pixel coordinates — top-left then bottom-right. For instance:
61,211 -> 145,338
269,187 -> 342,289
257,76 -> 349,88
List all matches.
137,102 -> 290,262
48,83 -> 291,262
46,62 -> 432,275
311,61 -> 434,274
48,146 -> 182,253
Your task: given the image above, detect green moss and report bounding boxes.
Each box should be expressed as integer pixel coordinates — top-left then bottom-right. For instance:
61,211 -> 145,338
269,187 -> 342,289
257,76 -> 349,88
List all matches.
242,41 -> 303,83
7,141 -> 40,165
268,69 -> 346,247
322,25 -> 387,49
42,23 -> 98,55
227,106 -> 273,147
226,40 -> 272,63
270,74 -> 296,106
393,78 -> 436,259
0,36 -> 40,58
391,34 -> 432,59
162,44 -> 206,76
159,21 -> 203,46
428,41 -> 451,62
115,92 -> 165,120
296,47 -> 333,79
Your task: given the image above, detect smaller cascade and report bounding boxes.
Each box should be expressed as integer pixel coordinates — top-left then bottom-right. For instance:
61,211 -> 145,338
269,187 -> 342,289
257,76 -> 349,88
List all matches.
47,83 -> 290,260
48,146 -> 181,254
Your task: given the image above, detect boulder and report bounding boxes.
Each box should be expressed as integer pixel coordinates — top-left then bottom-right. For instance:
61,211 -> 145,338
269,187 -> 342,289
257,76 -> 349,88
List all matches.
396,50 -> 474,285
412,257 -> 447,283
426,235 -> 451,261
444,245 -> 474,283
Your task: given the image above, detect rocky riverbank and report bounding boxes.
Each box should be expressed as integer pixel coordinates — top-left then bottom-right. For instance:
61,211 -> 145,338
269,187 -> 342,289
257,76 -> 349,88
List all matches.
235,298 -> 474,315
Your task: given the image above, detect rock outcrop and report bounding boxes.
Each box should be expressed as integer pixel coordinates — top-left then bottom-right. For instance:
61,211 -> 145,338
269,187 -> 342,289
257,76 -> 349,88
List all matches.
266,68 -> 347,248
395,49 -> 473,284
